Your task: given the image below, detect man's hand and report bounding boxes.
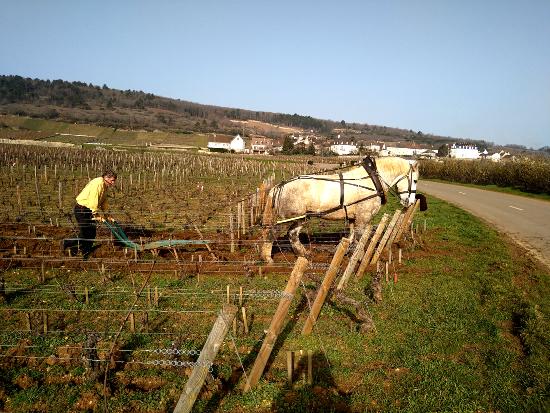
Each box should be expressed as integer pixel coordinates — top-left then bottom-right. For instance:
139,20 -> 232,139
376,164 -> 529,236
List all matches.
92,215 -> 105,222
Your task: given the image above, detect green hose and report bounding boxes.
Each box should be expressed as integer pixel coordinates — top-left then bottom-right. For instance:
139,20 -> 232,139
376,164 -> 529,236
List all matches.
103,221 -> 209,251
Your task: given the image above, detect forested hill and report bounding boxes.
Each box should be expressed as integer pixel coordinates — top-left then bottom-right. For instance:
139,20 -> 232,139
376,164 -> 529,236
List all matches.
0,75 -> 490,148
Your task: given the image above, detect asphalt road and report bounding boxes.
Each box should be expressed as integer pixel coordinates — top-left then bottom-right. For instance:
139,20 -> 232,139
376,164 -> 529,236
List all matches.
418,181 -> 550,269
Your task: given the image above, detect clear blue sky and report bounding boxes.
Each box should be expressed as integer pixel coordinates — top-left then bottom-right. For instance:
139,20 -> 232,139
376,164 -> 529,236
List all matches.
1,0 -> 549,149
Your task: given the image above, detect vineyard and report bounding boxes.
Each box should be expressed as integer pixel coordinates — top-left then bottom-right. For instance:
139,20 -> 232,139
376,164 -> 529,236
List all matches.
419,158 -> 550,195
1,144 -> 549,412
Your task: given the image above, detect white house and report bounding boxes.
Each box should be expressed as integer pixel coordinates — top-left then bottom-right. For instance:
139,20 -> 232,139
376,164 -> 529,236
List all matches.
449,143 -> 480,159
380,146 -> 428,157
418,149 -> 438,159
330,135 -> 358,155
207,134 -> 245,153
362,143 -> 381,152
330,141 -> 358,155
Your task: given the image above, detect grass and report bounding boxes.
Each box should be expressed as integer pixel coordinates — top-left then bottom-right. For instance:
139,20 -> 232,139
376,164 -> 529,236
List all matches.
211,196 -> 550,412
1,194 -> 549,412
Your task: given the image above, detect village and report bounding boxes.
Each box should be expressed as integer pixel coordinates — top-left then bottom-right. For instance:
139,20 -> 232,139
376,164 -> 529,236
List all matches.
206,133 -> 512,161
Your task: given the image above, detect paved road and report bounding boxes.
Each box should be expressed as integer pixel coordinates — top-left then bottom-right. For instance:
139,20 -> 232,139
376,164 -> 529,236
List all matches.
418,181 -> 550,269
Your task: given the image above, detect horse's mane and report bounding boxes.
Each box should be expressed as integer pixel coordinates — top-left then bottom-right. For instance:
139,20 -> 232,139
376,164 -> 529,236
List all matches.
375,156 -> 413,178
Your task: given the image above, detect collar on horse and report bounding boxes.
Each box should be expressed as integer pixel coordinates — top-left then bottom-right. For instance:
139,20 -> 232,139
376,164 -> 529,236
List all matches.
361,156 -> 387,205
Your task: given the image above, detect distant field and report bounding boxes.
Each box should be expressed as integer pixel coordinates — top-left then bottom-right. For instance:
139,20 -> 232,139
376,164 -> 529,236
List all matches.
0,114 -> 210,148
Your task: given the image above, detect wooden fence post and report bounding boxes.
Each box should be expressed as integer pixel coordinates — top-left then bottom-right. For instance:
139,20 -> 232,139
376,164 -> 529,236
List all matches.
385,213 -> 405,254
173,304 -> 238,413
337,227 -> 372,290
355,214 -> 389,280
370,210 -> 401,266
394,200 -> 420,242
243,257 -> 309,392
403,200 -> 420,235
229,214 -> 235,253
287,351 -> 294,384
302,238 -> 350,335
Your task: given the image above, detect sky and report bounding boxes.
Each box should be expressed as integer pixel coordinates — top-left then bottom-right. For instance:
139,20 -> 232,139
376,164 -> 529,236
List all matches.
1,0 -> 549,149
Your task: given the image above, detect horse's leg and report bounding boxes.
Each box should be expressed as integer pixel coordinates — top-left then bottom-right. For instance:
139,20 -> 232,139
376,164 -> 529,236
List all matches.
260,227 -> 274,264
288,222 -> 308,258
348,219 -> 356,241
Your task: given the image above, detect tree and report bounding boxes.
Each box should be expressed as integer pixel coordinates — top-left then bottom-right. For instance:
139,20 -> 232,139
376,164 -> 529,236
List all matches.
282,137 -> 294,154
306,142 -> 316,155
437,144 -> 450,157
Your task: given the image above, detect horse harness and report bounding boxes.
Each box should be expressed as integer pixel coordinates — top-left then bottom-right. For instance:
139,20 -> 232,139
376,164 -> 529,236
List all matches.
272,156 -> 391,223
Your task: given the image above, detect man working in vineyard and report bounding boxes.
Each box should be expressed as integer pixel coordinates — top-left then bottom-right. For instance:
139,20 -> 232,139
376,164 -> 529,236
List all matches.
62,170 -> 117,258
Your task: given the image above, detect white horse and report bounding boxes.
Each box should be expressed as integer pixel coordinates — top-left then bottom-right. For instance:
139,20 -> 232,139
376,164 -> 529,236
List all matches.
260,156 -> 426,263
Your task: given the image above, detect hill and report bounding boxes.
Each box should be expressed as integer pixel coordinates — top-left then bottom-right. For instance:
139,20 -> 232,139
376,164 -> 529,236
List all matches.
0,75 -> 541,154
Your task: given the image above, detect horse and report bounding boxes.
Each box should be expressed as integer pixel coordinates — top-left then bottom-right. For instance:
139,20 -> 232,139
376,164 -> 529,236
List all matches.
260,156 -> 427,263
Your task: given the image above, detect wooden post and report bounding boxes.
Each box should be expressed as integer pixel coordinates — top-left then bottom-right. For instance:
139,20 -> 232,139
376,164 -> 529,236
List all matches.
34,166 -> 44,221
404,201 -> 421,234
236,203 -> 241,239
302,238 -> 350,335
40,261 -> 45,283
394,200 -> 420,242
229,214 -> 235,253
354,214 -> 390,280
241,201 -> 247,235
337,227 -> 371,290
42,312 -> 48,334
129,313 -> 135,332
85,287 -> 89,304
385,213 -> 404,255
241,307 -> 249,334
299,350 -> 306,383
370,210 -> 401,266
173,304 -> 238,413
307,350 -> 313,385
16,185 -> 22,215
287,351 -> 294,384
244,257 -> 309,391
24,313 -> 32,332
58,181 -> 63,210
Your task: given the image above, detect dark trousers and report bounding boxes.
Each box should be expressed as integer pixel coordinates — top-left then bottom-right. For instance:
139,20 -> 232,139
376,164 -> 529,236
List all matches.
64,205 -> 96,255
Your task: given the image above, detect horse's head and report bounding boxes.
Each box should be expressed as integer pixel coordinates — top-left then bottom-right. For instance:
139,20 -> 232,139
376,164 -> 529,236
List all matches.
383,158 -> 419,209
397,160 -> 418,208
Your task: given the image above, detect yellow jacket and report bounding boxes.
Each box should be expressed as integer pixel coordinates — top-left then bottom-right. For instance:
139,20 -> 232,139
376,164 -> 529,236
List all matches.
76,177 -> 109,213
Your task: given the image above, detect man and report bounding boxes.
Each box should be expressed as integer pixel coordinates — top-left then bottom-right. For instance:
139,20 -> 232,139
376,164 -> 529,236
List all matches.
62,170 -> 117,258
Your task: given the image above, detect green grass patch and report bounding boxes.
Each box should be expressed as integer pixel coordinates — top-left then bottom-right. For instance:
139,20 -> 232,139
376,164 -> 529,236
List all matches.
1,196 -> 549,412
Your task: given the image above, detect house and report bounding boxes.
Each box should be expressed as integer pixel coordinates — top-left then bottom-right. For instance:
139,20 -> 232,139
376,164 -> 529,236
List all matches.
207,134 -> 245,153
379,145 -> 428,157
418,149 -> 438,159
361,143 -> 382,153
330,136 -> 358,155
449,143 -> 480,159
250,136 -> 273,154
